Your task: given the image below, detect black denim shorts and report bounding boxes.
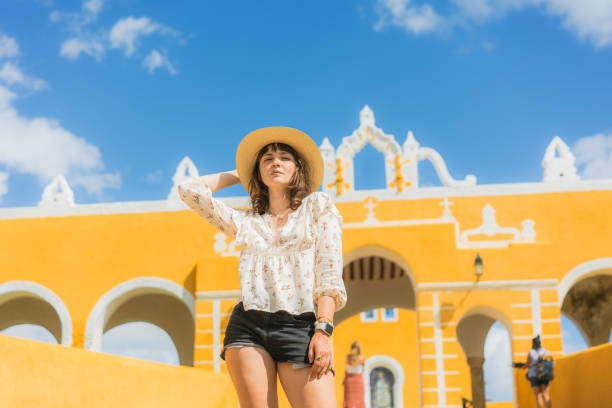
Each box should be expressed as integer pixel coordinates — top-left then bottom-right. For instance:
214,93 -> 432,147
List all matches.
221,302 -> 316,366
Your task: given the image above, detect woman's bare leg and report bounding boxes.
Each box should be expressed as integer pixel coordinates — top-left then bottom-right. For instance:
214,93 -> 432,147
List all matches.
277,363 -> 336,408
225,347 -> 279,408
542,385 -> 551,408
532,387 -> 543,408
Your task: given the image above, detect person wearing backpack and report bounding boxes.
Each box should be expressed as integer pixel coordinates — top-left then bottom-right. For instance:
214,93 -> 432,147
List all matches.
526,335 -> 553,408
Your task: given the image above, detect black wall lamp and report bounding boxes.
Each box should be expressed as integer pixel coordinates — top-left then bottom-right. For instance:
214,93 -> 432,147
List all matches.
474,253 -> 483,277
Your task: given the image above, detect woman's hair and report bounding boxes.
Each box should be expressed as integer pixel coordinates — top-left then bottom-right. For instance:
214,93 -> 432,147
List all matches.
349,341 -> 361,356
248,143 -> 311,215
532,335 -> 541,350
347,341 -> 362,365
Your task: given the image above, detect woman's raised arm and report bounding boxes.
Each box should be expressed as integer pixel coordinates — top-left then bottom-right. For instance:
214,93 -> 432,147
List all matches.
178,169 -> 245,238
200,170 -> 240,193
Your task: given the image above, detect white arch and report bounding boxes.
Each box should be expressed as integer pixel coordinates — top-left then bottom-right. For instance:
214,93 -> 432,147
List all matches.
0,280 -> 72,346
558,258 -> 612,302
460,304 -> 514,338
363,355 -> 405,408
84,277 -> 195,351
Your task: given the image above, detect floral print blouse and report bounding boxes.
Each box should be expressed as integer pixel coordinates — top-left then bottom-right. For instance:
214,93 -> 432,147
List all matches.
178,177 -> 347,315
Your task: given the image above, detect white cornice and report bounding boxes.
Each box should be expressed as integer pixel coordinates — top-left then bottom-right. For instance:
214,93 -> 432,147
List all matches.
418,279 -> 558,292
1,179 -> 611,220
196,290 -> 241,300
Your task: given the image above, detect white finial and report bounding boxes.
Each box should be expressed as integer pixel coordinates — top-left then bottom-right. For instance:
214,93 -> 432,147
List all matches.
319,137 -> 335,155
542,136 -> 579,182
38,174 -> 75,207
403,130 -> 420,155
359,105 -> 375,127
168,156 -> 199,202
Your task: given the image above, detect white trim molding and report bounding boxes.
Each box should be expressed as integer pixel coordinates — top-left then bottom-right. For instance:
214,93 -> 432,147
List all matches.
0,280 -> 73,346
364,355 -> 405,408
418,279 -> 558,293
196,290 -> 241,301
85,277 -> 195,351
558,258 -> 612,302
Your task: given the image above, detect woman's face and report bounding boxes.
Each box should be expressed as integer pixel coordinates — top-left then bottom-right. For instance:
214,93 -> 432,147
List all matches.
258,145 -> 297,190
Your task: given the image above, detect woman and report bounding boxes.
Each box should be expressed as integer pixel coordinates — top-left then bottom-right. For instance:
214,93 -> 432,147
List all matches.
343,341 -> 366,408
178,127 -> 346,408
526,335 -> 552,408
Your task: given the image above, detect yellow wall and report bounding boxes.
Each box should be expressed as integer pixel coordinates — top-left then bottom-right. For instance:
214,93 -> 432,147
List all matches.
515,342 -> 612,408
0,334 -> 237,408
2,188 -> 612,406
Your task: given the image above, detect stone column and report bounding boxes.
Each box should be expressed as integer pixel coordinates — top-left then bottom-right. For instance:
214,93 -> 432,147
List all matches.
467,356 -> 486,408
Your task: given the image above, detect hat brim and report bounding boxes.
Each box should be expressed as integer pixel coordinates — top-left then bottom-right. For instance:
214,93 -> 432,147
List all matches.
236,127 -> 324,193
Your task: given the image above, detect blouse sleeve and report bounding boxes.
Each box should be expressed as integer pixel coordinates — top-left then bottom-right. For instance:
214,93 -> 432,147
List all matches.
178,177 -> 245,239
312,192 -> 347,311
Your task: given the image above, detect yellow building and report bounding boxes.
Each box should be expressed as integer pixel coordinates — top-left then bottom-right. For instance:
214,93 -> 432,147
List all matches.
1,106 -> 611,408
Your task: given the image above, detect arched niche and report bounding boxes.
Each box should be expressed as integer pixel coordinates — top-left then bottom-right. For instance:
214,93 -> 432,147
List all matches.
336,245 -> 416,324
85,277 -> 195,366
0,281 -> 72,346
364,355 -> 405,408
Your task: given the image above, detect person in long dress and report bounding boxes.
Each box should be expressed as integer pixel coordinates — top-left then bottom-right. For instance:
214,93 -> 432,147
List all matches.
179,127 -> 347,408
343,341 -> 366,408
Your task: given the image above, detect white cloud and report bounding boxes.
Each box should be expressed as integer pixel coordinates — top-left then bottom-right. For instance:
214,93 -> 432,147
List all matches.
376,0 -> 612,48
0,171 -> 8,202
573,133 -> 612,180
0,62 -> 48,90
60,37 -> 104,60
483,322 -> 513,402
544,0 -> 612,48
50,0 -> 104,30
146,169 -> 163,183
561,314 -> 589,354
102,322 -> 179,365
142,49 -> 177,75
83,0 -> 104,15
0,324 -> 57,344
0,34 -> 19,59
375,0 -> 443,34
109,17 -> 165,57
0,84 -> 120,198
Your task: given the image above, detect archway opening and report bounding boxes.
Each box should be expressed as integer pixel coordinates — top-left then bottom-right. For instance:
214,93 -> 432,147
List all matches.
101,292 -> 194,366
0,294 -> 63,344
353,143 -> 387,191
457,308 -> 514,407
0,323 -> 58,344
560,314 -> 589,354
561,274 -> 612,347
334,248 -> 417,407
482,321 -> 513,402
103,321 -> 179,365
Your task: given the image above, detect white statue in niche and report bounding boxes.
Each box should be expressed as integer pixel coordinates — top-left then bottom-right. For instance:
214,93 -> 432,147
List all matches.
371,369 -> 393,408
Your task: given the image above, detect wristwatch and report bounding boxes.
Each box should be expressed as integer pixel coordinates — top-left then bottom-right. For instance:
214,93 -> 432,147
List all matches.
314,321 -> 334,336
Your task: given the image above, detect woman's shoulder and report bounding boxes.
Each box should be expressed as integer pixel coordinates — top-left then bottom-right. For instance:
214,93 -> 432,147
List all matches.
303,191 -> 339,215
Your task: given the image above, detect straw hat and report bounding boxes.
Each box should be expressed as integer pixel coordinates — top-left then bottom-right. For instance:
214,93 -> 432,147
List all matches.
235,126 -> 324,193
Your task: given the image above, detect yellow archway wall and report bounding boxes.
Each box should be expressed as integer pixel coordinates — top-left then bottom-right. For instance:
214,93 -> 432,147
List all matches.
2,185 -> 612,406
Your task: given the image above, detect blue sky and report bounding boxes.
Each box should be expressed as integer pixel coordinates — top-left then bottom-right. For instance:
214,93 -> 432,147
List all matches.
2,0 -> 612,402
1,0 -> 612,205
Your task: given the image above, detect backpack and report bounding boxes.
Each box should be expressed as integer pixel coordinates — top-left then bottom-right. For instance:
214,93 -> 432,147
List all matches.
536,357 -> 554,382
